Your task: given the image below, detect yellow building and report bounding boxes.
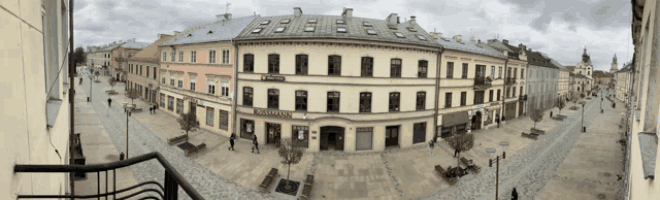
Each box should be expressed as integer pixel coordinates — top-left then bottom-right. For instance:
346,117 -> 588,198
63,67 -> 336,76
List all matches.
126,34 -> 173,104
487,39 -> 529,121
234,8 -> 440,151
555,62 -> 571,101
615,63 -> 632,103
2,0 -> 72,198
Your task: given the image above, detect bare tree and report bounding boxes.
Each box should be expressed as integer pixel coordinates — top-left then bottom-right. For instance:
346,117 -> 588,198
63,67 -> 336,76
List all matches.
446,133 -> 475,169
126,88 -> 140,105
530,109 -> 544,129
557,99 -> 566,116
108,77 -> 117,92
277,138 -> 305,190
177,111 -> 199,143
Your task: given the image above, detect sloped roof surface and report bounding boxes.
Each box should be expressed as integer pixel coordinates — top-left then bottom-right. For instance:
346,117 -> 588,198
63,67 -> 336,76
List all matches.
122,40 -> 150,49
99,43 -> 124,51
526,50 -> 558,69
234,14 -> 440,48
129,35 -> 174,61
551,59 -> 569,71
565,66 -> 576,71
160,16 -> 257,46
435,37 -> 506,59
617,63 -> 633,72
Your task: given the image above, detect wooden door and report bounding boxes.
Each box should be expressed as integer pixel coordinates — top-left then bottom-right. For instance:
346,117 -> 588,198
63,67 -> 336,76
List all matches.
413,122 -> 426,144
385,126 -> 399,147
336,132 -> 344,151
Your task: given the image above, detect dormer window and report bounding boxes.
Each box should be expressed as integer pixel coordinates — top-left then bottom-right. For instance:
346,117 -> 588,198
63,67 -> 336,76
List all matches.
363,22 -> 372,27
275,27 -> 286,33
307,19 -> 317,24
304,27 -> 315,32
388,25 -> 398,30
252,28 -> 262,34
187,34 -> 192,37
336,20 -> 345,24
416,35 -> 426,40
280,19 -> 290,24
260,20 -> 270,25
337,27 -> 347,33
394,32 -> 405,38
407,27 -> 417,32
366,29 -> 377,35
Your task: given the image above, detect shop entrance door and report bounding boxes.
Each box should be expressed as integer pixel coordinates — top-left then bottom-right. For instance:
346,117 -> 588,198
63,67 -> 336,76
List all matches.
266,123 -> 282,144
519,102 -> 524,116
189,102 -> 196,116
471,112 -> 482,130
385,126 -> 400,147
320,126 -> 344,151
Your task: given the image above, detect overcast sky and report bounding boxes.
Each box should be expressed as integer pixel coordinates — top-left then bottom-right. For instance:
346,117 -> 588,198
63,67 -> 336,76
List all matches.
74,0 -> 633,71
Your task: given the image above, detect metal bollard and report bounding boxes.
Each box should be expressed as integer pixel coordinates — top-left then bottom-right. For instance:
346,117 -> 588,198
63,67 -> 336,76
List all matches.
119,152 -> 125,161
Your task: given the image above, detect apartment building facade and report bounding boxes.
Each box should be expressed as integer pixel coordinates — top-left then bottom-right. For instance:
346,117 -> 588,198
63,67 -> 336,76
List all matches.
157,14 -> 253,137
525,50 -> 559,114
126,34 -> 173,104
2,0 -> 72,198
434,36 -> 507,139
489,40 -> 529,121
111,39 -> 149,82
573,48 -> 595,92
234,8 -> 440,152
555,61 -> 571,101
615,63 -> 632,103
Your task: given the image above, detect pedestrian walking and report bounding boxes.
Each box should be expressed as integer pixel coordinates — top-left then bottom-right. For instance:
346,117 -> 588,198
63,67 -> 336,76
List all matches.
511,187 -> 518,200
454,149 -> 460,158
228,133 -> 235,151
428,139 -> 435,156
149,107 -> 153,114
251,135 -> 260,154
79,77 -> 82,84
152,105 -> 157,114
107,98 -> 112,107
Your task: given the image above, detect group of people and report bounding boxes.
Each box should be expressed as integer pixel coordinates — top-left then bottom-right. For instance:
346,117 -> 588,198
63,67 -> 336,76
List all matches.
227,133 -> 260,154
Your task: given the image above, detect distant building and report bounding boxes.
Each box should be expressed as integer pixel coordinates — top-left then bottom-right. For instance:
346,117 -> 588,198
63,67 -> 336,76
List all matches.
572,48 -> 595,91
593,70 -> 614,85
126,34 -> 174,104
615,62 -> 633,103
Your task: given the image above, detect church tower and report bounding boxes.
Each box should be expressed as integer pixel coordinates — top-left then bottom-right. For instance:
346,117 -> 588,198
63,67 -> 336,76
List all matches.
611,54 -> 618,73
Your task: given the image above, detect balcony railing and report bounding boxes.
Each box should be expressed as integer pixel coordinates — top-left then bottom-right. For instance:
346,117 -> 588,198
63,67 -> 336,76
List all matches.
519,95 -> 528,102
473,77 -> 492,90
13,152 -> 204,200
505,77 -> 517,85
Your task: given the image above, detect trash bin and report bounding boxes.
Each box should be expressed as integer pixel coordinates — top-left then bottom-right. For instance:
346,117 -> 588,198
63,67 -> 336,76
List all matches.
120,152 -> 125,160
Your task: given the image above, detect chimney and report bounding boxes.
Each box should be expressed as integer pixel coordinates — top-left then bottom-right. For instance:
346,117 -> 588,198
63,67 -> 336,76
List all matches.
410,16 -> 416,24
174,31 -> 181,35
429,32 -> 443,37
397,16 -> 400,24
453,35 -> 462,41
342,7 -> 353,18
478,39 -> 481,44
386,13 -> 398,24
503,39 -> 509,44
519,43 -> 526,51
294,7 -> 303,17
503,51 -> 508,56
225,13 -> 232,20
470,38 -> 476,44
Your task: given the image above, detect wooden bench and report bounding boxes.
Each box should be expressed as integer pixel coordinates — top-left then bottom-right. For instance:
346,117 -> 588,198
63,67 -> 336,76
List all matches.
259,168 -> 279,193
300,175 -> 314,200
434,165 -> 458,185
531,128 -> 545,134
521,132 -> 539,140
167,134 -> 188,145
460,157 -> 481,173
184,143 -> 206,156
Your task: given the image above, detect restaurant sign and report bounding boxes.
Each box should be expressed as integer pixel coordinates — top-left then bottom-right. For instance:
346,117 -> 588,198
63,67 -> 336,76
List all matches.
261,74 -> 286,82
183,96 -> 199,104
253,108 -> 292,118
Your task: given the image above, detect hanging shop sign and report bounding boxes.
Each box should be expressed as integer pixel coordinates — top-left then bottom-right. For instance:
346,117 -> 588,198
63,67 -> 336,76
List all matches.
253,108 -> 293,118
261,74 -> 286,82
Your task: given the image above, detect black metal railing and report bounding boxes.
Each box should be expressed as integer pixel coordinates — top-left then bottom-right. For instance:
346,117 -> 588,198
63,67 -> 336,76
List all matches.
505,77 -> 516,85
474,77 -> 492,90
13,152 -> 204,200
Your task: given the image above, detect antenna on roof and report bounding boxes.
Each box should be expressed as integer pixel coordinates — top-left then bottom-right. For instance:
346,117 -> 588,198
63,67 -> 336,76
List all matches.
226,3 -> 231,14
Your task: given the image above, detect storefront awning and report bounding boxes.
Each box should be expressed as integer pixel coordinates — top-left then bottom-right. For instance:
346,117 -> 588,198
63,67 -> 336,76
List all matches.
442,111 -> 469,127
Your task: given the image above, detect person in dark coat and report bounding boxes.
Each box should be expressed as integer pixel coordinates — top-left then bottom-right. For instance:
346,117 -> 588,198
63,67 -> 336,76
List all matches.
251,135 -> 260,154
152,105 -> 157,114
511,187 -> 518,200
454,148 -> 460,158
107,98 -> 112,107
228,133 -> 235,151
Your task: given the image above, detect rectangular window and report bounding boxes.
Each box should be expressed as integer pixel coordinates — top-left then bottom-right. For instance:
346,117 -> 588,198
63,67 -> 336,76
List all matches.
296,54 -> 308,75
391,59 -> 402,78
416,92 -> 426,110
170,78 -> 175,86
461,92 -> 467,106
513,68 -> 518,78
328,55 -> 342,76
168,96 -> 174,111
163,52 -> 167,62
176,98 -> 183,114
190,80 -> 196,91
160,94 -> 165,107
177,79 -> 183,88
445,92 -> 452,108
498,67 -> 502,78
221,83 -> 229,97
190,51 -> 196,63
171,52 -> 175,62
146,66 -> 150,77
474,91 -> 484,104
512,87 -> 516,96
207,82 -> 215,94
462,63 -> 468,78
359,92 -> 371,113
209,50 -> 216,63
295,91 -> 307,111
389,92 -> 400,112
520,86 -> 524,97
521,69 -> 525,79
446,62 -> 454,78
219,110 -> 229,130
327,92 -> 340,112
491,66 -> 495,78
179,51 -> 183,62
162,76 -> 166,84
243,54 -> 254,73
418,60 -> 428,78
292,125 -> 310,148
361,57 -> 373,77
206,107 -> 214,126
139,65 -> 143,76
153,67 -> 157,79
356,127 -> 373,150
268,54 -> 280,73
222,50 -> 230,64
506,87 -> 510,97
268,89 -> 279,109
243,87 -> 253,106
497,89 -> 501,101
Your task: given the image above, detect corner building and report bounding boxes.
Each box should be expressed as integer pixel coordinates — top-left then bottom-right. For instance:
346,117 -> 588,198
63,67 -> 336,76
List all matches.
234,8 -> 440,152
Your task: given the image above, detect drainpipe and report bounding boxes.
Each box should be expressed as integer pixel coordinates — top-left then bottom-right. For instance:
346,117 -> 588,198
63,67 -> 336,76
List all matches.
500,60 -> 509,127
68,0 -> 75,197
232,39 -> 239,138
433,48 -> 445,141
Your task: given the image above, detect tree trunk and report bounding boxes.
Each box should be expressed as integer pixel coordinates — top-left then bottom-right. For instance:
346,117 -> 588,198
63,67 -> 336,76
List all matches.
286,163 -> 292,189
185,130 -> 189,143
533,121 -> 537,129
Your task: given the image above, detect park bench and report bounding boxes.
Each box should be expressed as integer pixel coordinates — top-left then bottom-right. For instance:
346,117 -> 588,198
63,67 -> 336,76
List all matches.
259,168 -> 279,193
435,165 -> 458,185
521,132 -> 539,140
460,157 -> 481,173
167,134 -> 188,145
531,128 -> 545,134
299,175 -> 314,200
184,143 -> 206,156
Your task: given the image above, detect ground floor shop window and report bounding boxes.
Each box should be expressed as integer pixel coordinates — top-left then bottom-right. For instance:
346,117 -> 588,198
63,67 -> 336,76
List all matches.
176,98 -> 183,114
356,127 -> 373,150
167,96 -> 174,111
160,94 -> 165,107
439,124 -> 467,138
241,119 -> 254,139
292,125 -> 309,148
206,107 -> 214,126
219,110 -> 228,131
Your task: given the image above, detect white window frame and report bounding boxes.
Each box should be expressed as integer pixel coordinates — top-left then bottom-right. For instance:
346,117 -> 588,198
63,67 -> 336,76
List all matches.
222,50 -> 230,64
161,76 -> 166,84
162,52 -> 167,62
209,50 -> 216,63
170,52 -> 175,62
191,51 -> 196,63
177,78 -> 183,88
207,82 -> 216,95
178,51 -> 183,62
190,79 -> 196,91
170,78 -> 175,86
221,82 -> 229,97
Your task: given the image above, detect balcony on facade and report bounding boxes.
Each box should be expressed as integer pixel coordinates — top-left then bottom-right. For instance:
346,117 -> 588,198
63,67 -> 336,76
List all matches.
505,77 -> 516,85
519,94 -> 527,102
473,76 -> 492,90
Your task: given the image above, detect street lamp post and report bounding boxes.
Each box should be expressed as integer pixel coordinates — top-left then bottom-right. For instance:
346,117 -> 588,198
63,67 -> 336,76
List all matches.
487,141 -> 509,200
582,103 -> 586,132
126,105 -> 132,158
600,97 -> 603,113
88,74 -> 93,102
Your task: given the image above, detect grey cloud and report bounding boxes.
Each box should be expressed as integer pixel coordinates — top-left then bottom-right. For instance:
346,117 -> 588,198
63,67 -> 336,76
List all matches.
73,0 -> 90,13
530,14 -> 552,32
500,0 -> 631,30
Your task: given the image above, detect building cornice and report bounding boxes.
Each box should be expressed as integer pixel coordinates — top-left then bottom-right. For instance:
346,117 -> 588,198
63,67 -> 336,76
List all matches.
235,39 -> 439,54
